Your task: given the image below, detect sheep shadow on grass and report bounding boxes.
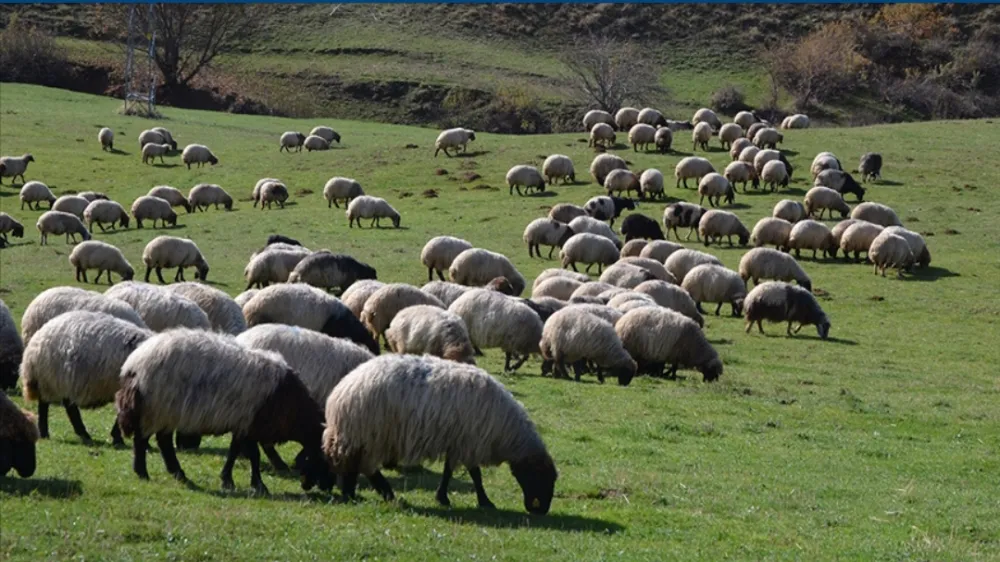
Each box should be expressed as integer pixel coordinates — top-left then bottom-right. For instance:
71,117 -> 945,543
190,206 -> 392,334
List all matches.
903,266 -> 959,282
525,191 -> 558,198
108,148 -> 130,156
151,163 -> 180,169
875,179 -> 904,186
452,150 -> 490,159
380,466 -> 476,495
1,477 -> 83,499
720,202 -> 752,210
404,504 -> 626,533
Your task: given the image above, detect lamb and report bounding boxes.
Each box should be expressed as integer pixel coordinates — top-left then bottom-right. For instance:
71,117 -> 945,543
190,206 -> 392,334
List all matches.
743,281 -> 830,339
692,121 -> 713,151
20,311 -> 152,445
241,283 -> 379,354
434,128 -> 476,157
773,199 -> 807,223
859,152 -> 883,182
0,213 -> 24,246
20,286 -> 146,346
559,232 -> 620,275
180,144 -> 218,168
361,283 -> 445,346
734,111 -> 757,130
105,282 -> 212,332
342,279 -> 387,318
583,109 -> 616,131
698,173 -> 735,207
639,168 -> 665,200
620,239 -> 648,257
448,288 -> 543,372
548,203 -> 587,224
589,153 -> 627,185
346,196 -> 401,228
724,161 -> 758,192
98,127 -> 114,151
682,264 -> 747,316
36,211 -> 91,245
142,143 -> 171,165
531,276 -> 584,300
850,202 -> 902,227
638,107 -> 668,127
142,236 -> 209,283
0,154 -> 34,184
449,248 -> 527,295
615,107 -> 640,131
753,127 -> 783,149
0,393 -> 38,478
163,282 -> 247,335
638,240 -> 684,263
568,215 -> 622,248
243,247 -> 310,289
287,251 -> 378,293
539,307 -> 636,385
19,181 -> 55,210
629,123 -> 657,152
814,169 -> 866,201
662,203 -> 707,241
633,280 -> 703,326
788,220 -> 836,259
698,210 -> 750,247
147,186 -> 192,214
53,195 -> 89,219
655,126 -> 673,153
584,195 -> 636,226
188,183 -> 233,212
523,218 -> 575,259
804,186 -> 851,219
541,154 -> 575,184
839,221 -> 885,262
309,126 -> 341,144
616,307 -> 723,381
83,200 -> 130,232
69,240 -> 134,285
321,354 -> 557,512
664,249 -> 723,284
0,299 -> 23,389
691,107 -> 722,130
620,214 -> 665,242
589,123 -> 617,148
868,232 -> 914,277
384,305 -> 475,364
780,114 -> 810,129
599,262 -> 655,289
738,247 -> 812,291
884,226 -> 930,268
323,177 -> 364,209
751,217 -> 793,251
717,123 -> 743,150
506,165 -> 546,196
674,157 -> 715,189
421,236 -> 473,282
617,256 -> 675,283
760,159 -> 790,192
115,329 -> 333,494
279,131 -> 307,152
303,135 -> 331,152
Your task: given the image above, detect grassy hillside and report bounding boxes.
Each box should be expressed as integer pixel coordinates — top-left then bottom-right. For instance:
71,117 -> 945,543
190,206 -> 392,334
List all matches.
1,84 -> 999,560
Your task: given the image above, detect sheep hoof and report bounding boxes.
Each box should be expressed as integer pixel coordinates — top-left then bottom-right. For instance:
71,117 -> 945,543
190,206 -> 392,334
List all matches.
221,478 -> 236,491
478,500 -> 496,510
251,483 -> 270,496
435,492 -> 451,507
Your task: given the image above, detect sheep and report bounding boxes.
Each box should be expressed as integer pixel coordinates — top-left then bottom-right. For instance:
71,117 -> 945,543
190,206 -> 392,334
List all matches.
361,283 -> 445,346
780,114 -> 810,129
717,123 -> 743,150
639,168 -> 665,200
839,221 -> 885,262
265,234 -> 301,248
599,262 -> 655,289
773,199 -> 807,223
751,217 -> 793,251
662,203 -> 707,242
638,240 -> 684,263
141,143 -> 171,165
633,280 -> 703,326
180,144 -> 218,168
754,149 -> 794,180
322,354 -> 557,511
698,173 -> 735,207
69,240 -> 134,285
448,288 -> 543,372
539,307 -> 636,385
420,236 -> 472,282
146,186 -> 191,214
724,161 -> 758,192
137,129 -> 168,149
589,123 -> 617,148
77,191 -> 109,202
699,210 -> 749,247
287,251 -> 378,293
739,145 -> 761,167
163,282 -> 247,335
323,177 -> 364,209
738,247 -> 812,291
36,211 -> 91,246
342,279 -> 387,318
729,137 -> 753,161
760,160 -> 790,192
664,249 -> 723,284
584,195 -> 636,226
596,287 -> 628,301
384,305 -> 475,364
614,107 -> 639,130
616,307 -> 723,381
20,311 -> 152,445
150,127 -> 177,150
115,329 -> 333,494
0,213 -> 25,246
255,180 -> 289,210
743,281 -> 830,339
434,128 -> 476,157
346,196 -> 401,228
681,264 -> 747,317
613,297 -> 658,314
583,109 -> 616,131
753,127 -> 783,149
884,226 -> 930,268
868,232 -> 914,277
105,282 -> 212,332
851,202 -> 901,228
569,281 -> 616,299
52,195 -> 89,219
859,152 -> 883,183
532,268 -> 591,291
506,165 -> 546,196
0,393 -> 38,478
243,247 -> 310,289
675,157 -> 715,189
20,287 -> 147,346
618,256 -> 675,283
620,214 -> 665,242
233,290 -> 258,309
829,219 -> 860,258
303,135 -> 331,152
564,302 -> 622,325
815,169 -> 866,201
449,248 -> 526,295
188,183 -> 233,212
242,283 -> 379,354
310,126 -> 341,144
83,200 -> 130,232
421,281 -> 475,309
0,299 -> 22,389
620,239 -> 648,257
523,218 -> 575,259
590,153 -> 628,185
142,236 -> 209,283
638,107 -> 668,127
788,220 -> 836,259
734,111 -> 756,130
745,122 -> 767,145
0,154 -> 34,184
560,233 -> 620,275
803,186 -> 851,220
19,181 -> 55,210
655,126 -> 673,154
279,131 -> 307,152
692,121 -> 713,152
691,108 -> 722,130
810,154 -> 841,179
541,154 -> 575,185
548,203 -> 587,224
568,215 -> 622,248
98,127 -> 114,151
531,276 -> 583,301
629,123 -> 657,152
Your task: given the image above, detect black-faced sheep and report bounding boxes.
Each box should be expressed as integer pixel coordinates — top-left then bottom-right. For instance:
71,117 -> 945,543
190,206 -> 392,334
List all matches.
0,299 -> 23,390
743,281 -> 830,339
287,251 -> 377,294
448,288 -> 543,372
620,214 -> 665,242
859,152 -> 882,182
449,248 -> 526,296
0,393 -> 39,478
384,305 -> 475,364
523,219 -> 575,259
616,307 -> 723,381
738,247 -> 812,292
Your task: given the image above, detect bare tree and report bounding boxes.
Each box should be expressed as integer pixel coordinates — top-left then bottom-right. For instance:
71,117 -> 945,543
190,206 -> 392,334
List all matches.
561,34 -> 660,112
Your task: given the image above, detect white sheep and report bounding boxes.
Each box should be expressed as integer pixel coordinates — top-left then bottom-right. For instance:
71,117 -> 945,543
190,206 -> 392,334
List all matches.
142,143 -> 171,165
729,137 -> 753,161
309,126 -> 341,144
420,281 -> 473,309
77,191 -> 108,202
506,165 -> 546,196
751,217 -> 793,251
0,154 -> 35,184
447,288 -> 543,372
421,236 -> 473,282
384,305 -> 475,364
638,107 -> 668,127
674,157 -> 715,189
753,127 -> 783,149
804,186 -> 851,219
188,183 -> 233,212
738,145 -> 760,166
810,154 -> 841,179
603,169 -> 639,197
718,123 -> 743,150
98,127 -> 114,151
724,161 -> 757,192
773,199 -> 807,223
342,279 -> 386,318
449,248 -> 526,295
664,249 -> 722,284
69,240 -> 134,285
616,307 -> 723,381
104,281 -> 211,332
323,177 -> 364,209
839,221 -> 884,262
434,128 -> 476,157
760,159 -> 789,192
568,215 -> 622,248
851,202 -> 902,227
590,153 -> 627,185
142,235 -> 209,283
147,186 -> 192,214
655,126 -> 673,153
523,218 -> 575,259
233,290 -> 258,309
164,282 -> 247,335
346,196 -> 400,228
681,264 -> 747,317
560,233 -> 619,274
638,240 -> 684,263
360,284 -> 445,346
884,226 -> 930,268
583,109 -> 616,131
258,181 -> 288,210
734,111 -> 756,129
52,195 -> 89,219
19,287 -> 146,346
617,256 -> 675,283
569,281 -> 616,299
691,108 -> 722,130
36,211 -> 91,245
130,196 -> 178,229
539,307 -> 636,385
83,200 -> 130,232
781,114 -> 810,129
599,262 -> 655,289
868,232 -> 914,277
615,107 -> 640,131
279,132 -> 307,152
738,247 -> 812,291
830,219 -> 860,258
698,173 -> 735,208
633,279 -> 703,326
662,203 -> 707,241
692,122 -> 713,152
150,127 -> 177,149
788,220 -> 836,259
628,123 -> 657,152
137,129 -> 168,149
639,168 -> 665,200
303,135 -> 331,152
589,123 -> 616,148
548,203 -> 587,224
531,276 -> 583,301
541,154 -> 575,184
180,144 -> 218,168
698,210 -> 749,247
19,181 -> 55,210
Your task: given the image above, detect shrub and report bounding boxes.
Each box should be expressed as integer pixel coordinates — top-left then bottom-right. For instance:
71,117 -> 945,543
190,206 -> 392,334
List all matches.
0,14 -> 67,84
710,84 -> 749,114
766,21 -> 869,109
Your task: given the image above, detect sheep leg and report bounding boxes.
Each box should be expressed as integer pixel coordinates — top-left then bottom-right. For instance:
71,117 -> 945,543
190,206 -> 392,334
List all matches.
757,320 -> 765,334
133,430 -> 150,480
155,267 -> 168,284
370,217 -> 377,228
583,263 -> 591,273
436,268 -> 446,282
75,266 -> 84,283
744,321 -> 753,334
366,470 -> 395,501
110,422 -> 125,447
175,267 -> 185,282
95,270 -> 104,284
468,466 -> 496,509
435,457 -> 453,506
473,346 -> 483,356
527,244 -> 534,258
220,436 -> 241,490
37,402 -> 50,438
261,444 -> 290,472
787,321 -> 794,336
715,302 -> 724,316
63,400 -> 93,444
242,439 -> 269,495
793,323 -> 804,334
156,431 -> 187,482
695,302 -> 706,314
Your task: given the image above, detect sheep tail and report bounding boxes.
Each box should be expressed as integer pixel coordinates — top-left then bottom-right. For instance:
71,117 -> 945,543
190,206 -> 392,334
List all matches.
114,372 -> 141,438
22,379 -> 40,403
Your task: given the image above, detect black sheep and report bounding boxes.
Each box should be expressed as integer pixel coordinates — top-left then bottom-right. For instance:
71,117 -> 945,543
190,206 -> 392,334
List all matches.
620,214 -> 665,242
266,234 -> 301,247
859,152 -> 882,183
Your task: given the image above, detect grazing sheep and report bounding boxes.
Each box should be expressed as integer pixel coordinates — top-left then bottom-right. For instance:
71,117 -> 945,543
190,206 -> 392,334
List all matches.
633,280 -> 703,326
665,249 -> 723,284
620,239 -> 648,257
611,296 -> 658,314
77,191 -> 109,203
734,111 -> 756,129
83,200 -> 130,232
699,210 -> 749,247
507,165 -> 546,196
564,302 -> 622,325
149,127 -> 177,150
638,240 -> 684,263
303,135 -> 331,152
243,247 -> 310,289
539,308 -> 636,385
322,354 -> 557,512
739,145 -> 761,167
20,311 -> 151,445
773,199 -> 807,223
421,280 -> 475,309
753,127 -> 783,149
738,247 -> 812,291
449,248 -> 526,295
868,232 -> 914,277
250,177 -> 279,208
180,144 -> 218,168
532,268 -> 591,291
346,196 -> 400,228
859,152 -> 883,182
434,128 -> 476,157
142,236 -> 209,283
618,256 -> 675,283
584,195 -> 636,226
751,217 -> 793,251
753,149 -> 794,180
233,290 -> 258,309
147,186 -> 191,214
541,154 -> 575,184
52,195 -> 89,219
257,181 -> 289,210
884,226 -> 930,268
266,234 -> 301,247
620,214 -> 665,242
781,114 -> 810,129
361,283 -> 445,346
0,299 -> 22,390
570,282 -> 616,302
616,307 -> 723,381
589,123 -> 617,148
0,213 -> 25,246
638,107 -> 668,127
682,264 -> 746,316
655,126 -> 673,154
662,203 -> 707,241
69,240 -> 134,285
342,279 -> 387,318
851,202 -> 901,227
804,186 -> 851,220
98,127 -> 114,151
729,137 -> 753,161
698,173 -> 735,207
384,305 -> 475,364
760,160 -> 789,192
674,157 -> 715,189
137,129 -> 168,149
744,281 -> 830,339
20,287 -> 146,346
532,276 -> 583,301
724,161 -> 758,192
569,215 -> 622,248
629,123 -> 657,152
36,211 -> 91,245
810,154 -> 841,179
421,236 -> 473,282
0,154 -> 34,184
310,126 -> 341,144
718,123 -> 743,150
691,108 -> 722,130
163,282 -> 247,335
19,181 -> 55,210
815,169 -> 866,201
692,121 -> 713,152
105,282 -> 211,332
0,394 -> 39,478
839,221 -> 885,262
288,251 -> 377,293
615,107 -> 640,131
115,329 -> 333,494
788,220 -> 836,259
241,283 -> 379,354
829,219 -> 860,258
639,168 -> 665,200
745,122 -> 767,143
142,143 -> 171,165
599,262 -> 655,289
548,203 -> 587,224
323,177 -> 364,209
523,218 -> 575,259
188,184 -> 233,212
583,109 -> 616,131
448,289 -> 543,372
589,153 -> 627,185
279,132 -> 307,152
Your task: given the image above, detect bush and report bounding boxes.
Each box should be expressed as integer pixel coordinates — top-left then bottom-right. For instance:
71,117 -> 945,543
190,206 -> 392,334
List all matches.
710,84 -> 749,114
0,14 -> 67,84
766,21 -> 869,109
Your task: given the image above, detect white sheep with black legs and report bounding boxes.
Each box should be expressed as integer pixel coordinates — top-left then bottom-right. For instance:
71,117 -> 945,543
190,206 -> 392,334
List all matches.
323,177 -> 364,209
754,149 -> 794,180
599,262 -> 655,289
814,169 -> 866,201
69,241 -> 134,285
734,111 -> 756,130
810,154 -> 841,179
341,279 -> 386,319
105,282 -> 212,332
258,181 -> 288,210
583,109 -> 616,131
142,236 -> 209,283
53,195 -> 89,219
131,196 -> 178,229
449,248 -> 526,296
304,135 -> 331,151
560,233 -> 619,274
590,153 -> 627,185
0,213 -> 25,246
616,307 -> 723,381
692,121 -> 713,152
448,288 -> 543,372
804,186 -> 850,220
639,168 -> 665,200
839,221 -> 884,262
138,129 -> 169,149
142,143 -> 171,165
243,247 -> 309,289
718,123 -> 743,150
584,196 -> 636,227
361,283 -> 445,347
724,161 -> 757,192
859,153 -> 882,182
620,239 -> 648,257
532,276 -> 584,301
569,215 -> 622,248
633,280 -> 703,326
639,240 -> 684,263
150,127 -> 177,150
604,169 -> 639,198
617,257 -> 675,283
789,220 -> 836,259
753,127 -> 783,149
691,108 -> 722,130
36,211 -> 91,246
868,231 -> 915,277
743,281 -> 830,339
830,219 -> 859,258
163,282 -> 247,335
78,191 -> 108,202
0,299 -> 23,390
739,145 -> 760,166
523,218 -> 575,259
20,311 -> 152,445
664,249 -> 723,285
781,114 -> 809,129
347,196 -> 401,228
434,128 -> 476,157
279,132 -> 307,152
655,126 -> 673,154
851,202 -> 902,227
84,200 -> 130,232
699,210 -> 750,247
384,305 -> 476,364
532,268 -> 590,291
539,307 -> 636,385
738,247 -> 812,291
639,107 -> 668,127
507,165 -> 546,196
681,264 -> 747,317
698,173 -> 735,208
751,217 -> 793,252
674,157 -> 715,189
181,144 -> 218,168
629,123 -> 657,152
542,155 -> 575,184
589,123 -> 616,148
189,184 -> 233,212
20,287 -> 146,346
287,251 -> 378,293
322,354 -> 558,512
615,107 -> 640,131
773,200 -> 807,223
19,181 -> 55,210
564,302 -> 622,325
884,226 -> 930,268
0,394 -> 38,478
0,154 -> 34,185
760,160 -> 789,192
729,137 -> 752,161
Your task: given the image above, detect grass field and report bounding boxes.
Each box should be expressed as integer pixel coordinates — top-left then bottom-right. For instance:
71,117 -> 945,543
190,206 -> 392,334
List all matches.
1,83 -> 999,561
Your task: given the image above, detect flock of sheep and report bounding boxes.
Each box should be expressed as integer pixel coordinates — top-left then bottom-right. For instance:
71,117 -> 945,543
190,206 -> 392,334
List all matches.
0,102 -> 928,516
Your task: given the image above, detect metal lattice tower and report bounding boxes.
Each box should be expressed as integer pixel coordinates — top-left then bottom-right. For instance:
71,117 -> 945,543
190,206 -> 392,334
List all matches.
123,4 -> 157,115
